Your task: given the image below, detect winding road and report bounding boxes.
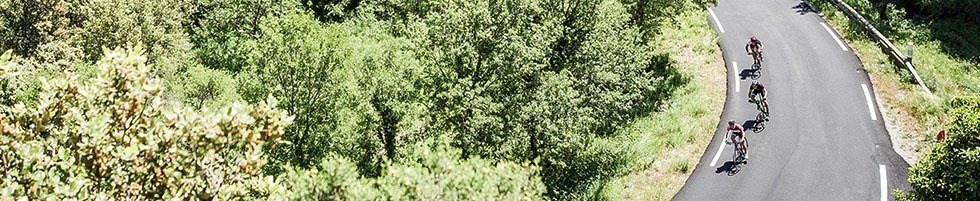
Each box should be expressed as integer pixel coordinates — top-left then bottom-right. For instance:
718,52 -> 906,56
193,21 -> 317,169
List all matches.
674,0 -> 911,200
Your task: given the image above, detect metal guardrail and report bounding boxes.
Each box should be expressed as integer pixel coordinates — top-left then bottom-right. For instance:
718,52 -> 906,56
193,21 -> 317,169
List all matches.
826,0 -> 933,95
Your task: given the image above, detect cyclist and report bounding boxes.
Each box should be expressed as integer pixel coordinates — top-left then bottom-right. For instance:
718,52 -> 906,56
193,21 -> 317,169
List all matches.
727,120 -> 748,159
745,36 -> 765,63
748,81 -> 770,119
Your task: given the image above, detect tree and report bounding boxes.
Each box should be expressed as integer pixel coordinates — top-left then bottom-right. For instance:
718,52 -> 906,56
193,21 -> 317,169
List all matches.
190,0 -> 296,73
396,0 -> 681,198
301,0 -> 361,22
0,0 -> 71,56
170,65 -> 242,109
618,0 -> 716,37
242,11 -> 339,171
915,0 -> 980,21
417,0 -> 558,161
242,10 -> 433,176
70,0 -> 199,78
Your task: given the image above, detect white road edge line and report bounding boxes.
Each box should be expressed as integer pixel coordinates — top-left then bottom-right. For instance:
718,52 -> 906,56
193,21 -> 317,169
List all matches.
862,84 -> 878,120
708,8 -> 725,33
879,165 -> 887,201
820,22 -> 849,52
733,62 -> 740,92
710,134 -> 726,167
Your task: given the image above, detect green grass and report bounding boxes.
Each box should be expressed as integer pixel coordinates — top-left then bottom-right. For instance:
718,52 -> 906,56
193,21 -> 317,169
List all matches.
814,0 -> 980,159
599,9 -> 725,200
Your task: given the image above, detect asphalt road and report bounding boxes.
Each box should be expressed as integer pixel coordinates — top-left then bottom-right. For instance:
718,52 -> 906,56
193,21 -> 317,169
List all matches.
674,0 -> 911,200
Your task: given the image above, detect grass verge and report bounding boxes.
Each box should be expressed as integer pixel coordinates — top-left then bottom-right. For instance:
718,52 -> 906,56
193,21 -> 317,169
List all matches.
600,9 -> 725,200
813,0 -> 979,163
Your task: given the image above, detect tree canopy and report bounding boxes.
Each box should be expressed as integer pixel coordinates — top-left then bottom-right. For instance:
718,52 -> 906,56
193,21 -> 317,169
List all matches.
0,0 -> 717,199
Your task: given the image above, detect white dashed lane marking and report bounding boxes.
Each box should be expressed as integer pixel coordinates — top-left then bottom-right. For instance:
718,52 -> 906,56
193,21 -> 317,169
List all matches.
880,165 -> 887,201
862,84 -> 878,120
733,62 -> 740,92
710,134 -> 726,167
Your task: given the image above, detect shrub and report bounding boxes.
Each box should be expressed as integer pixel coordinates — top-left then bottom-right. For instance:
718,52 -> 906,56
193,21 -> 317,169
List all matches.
0,48 -> 293,199
269,144 -> 546,200
903,96 -> 980,200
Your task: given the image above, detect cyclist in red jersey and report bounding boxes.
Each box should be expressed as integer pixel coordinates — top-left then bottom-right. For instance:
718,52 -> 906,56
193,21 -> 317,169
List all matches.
745,36 -> 765,63
727,120 -> 748,158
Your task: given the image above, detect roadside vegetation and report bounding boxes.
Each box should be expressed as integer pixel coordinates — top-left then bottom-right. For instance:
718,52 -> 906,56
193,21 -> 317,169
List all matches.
812,0 -> 978,199
0,0 -> 720,199
602,10 -> 724,200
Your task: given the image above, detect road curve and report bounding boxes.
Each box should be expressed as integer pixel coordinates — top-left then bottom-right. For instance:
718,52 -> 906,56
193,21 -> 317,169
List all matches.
674,0 -> 911,200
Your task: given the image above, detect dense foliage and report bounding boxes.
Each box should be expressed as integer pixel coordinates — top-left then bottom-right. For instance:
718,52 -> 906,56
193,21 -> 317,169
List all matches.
0,49 -> 292,199
0,0 -> 714,199
901,97 -> 980,201
270,145 -> 545,200
909,0 -> 980,21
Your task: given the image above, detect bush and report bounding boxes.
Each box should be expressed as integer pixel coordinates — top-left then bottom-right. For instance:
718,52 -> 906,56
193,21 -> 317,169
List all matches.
903,96 -> 980,200
269,144 -> 546,200
169,65 -> 242,109
0,48 -> 293,199
0,51 -> 28,105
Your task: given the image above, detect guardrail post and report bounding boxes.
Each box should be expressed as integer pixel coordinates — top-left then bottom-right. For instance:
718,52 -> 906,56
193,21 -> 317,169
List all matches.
906,41 -> 913,62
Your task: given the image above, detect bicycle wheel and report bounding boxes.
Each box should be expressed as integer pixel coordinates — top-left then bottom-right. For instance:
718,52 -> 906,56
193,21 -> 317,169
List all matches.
753,112 -> 767,132
733,143 -> 741,162
734,140 -> 747,163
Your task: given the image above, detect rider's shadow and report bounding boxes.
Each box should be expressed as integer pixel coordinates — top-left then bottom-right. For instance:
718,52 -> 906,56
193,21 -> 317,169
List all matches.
792,2 -> 815,15
739,68 -> 761,80
715,161 -> 743,176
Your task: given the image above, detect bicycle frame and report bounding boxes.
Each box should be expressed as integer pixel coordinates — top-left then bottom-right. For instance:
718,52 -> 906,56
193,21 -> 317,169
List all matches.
733,137 -> 747,162
748,50 -> 763,64
751,94 -> 769,116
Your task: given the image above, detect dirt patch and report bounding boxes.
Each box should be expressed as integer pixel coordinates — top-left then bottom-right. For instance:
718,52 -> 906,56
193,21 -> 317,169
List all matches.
865,64 -> 923,164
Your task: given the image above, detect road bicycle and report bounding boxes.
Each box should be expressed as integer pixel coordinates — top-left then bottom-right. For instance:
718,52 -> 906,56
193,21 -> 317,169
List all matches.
749,51 -> 763,67
753,112 -> 767,133
733,137 -> 748,165
724,135 -> 748,175
747,51 -> 763,79
750,97 -> 769,118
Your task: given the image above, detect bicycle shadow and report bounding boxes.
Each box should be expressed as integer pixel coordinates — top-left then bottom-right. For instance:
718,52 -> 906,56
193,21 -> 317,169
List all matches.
792,2 -> 816,15
715,161 -> 745,176
739,68 -> 761,80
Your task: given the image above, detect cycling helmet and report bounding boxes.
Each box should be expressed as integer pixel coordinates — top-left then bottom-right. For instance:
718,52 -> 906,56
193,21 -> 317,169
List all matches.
752,81 -> 759,86
751,36 -> 758,41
